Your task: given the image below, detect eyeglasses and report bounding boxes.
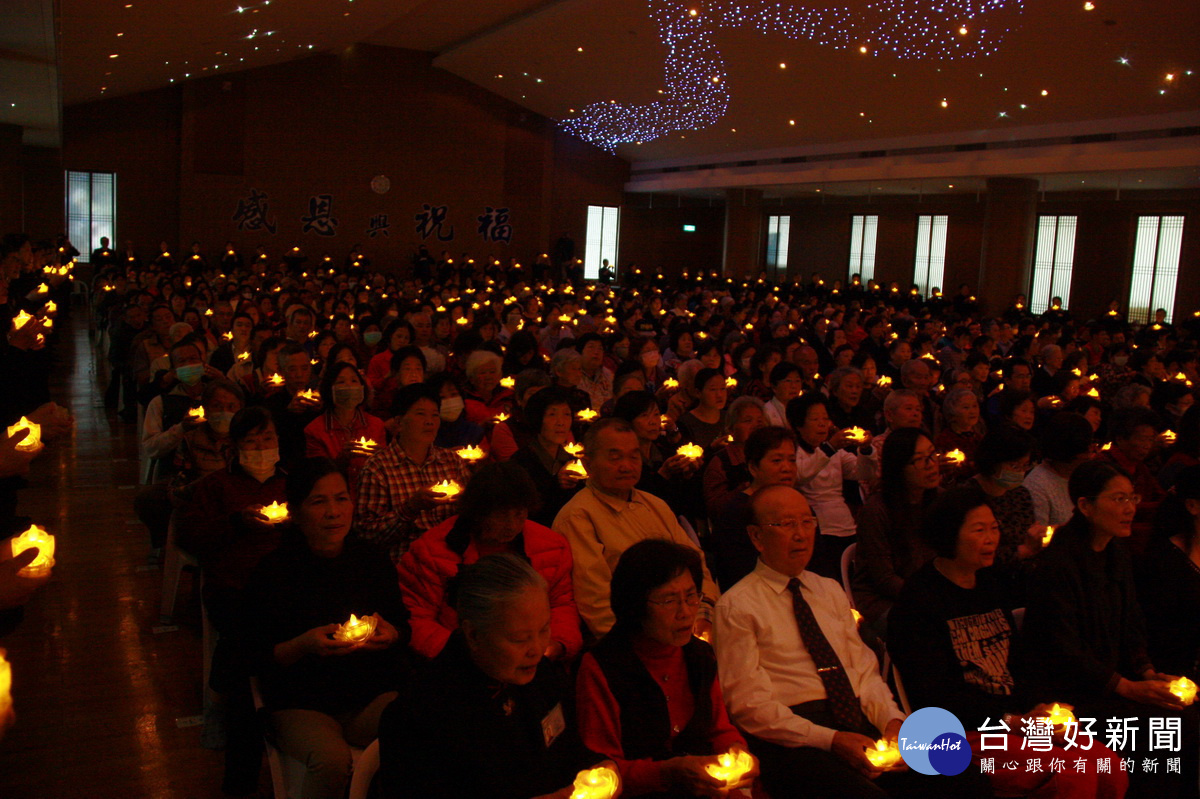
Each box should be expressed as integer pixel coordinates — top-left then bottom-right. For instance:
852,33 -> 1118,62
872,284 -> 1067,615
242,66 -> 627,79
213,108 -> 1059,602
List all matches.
1094,493 -> 1142,506
647,591 -> 702,610
762,518 -> 818,533
908,453 -> 939,467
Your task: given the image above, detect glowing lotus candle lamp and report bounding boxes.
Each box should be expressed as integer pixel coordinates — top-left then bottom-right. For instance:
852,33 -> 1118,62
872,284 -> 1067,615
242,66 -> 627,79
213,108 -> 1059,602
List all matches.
851,608 -> 864,625
677,443 -> 704,460
1169,677 -> 1197,705
1162,430 -> 1177,445
222,331 -> 234,341
1042,526 -> 1055,547
44,300 -> 57,315
1086,387 -> 1100,398
0,649 -> 10,717
430,479 -> 462,499
864,740 -> 901,769
565,459 -> 588,478
456,445 -> 485,462
187,406 -> 206,423
6,417 -> 41,452
564,442 -> 584,457
11,310 -> 33,331
576,408 -> 599,422
334,613 -> 377,645
662,378 -> 679,390
237,351 -> 251,363
1101,442 -> 1113,451
1044,703 -> 1076,728
267,372 -> 284,385
569,766 -> 619,799
351,437 -> 379,454
725,376 -> 738,388
259,501 -> 290,524
877,375 -> 892,388
844,427 -> 867,444
943,449 -> 966,466
706,748 -> 754,786
297,389 -> 320,403
10,524 -> 55,577
500,376 -> 515,388
35,283 -> 48,294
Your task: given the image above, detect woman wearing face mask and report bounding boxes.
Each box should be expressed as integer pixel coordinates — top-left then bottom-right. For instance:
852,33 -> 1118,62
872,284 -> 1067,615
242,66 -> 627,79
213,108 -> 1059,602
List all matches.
510,388 -> 586,527
398,462 -> 581,662
971,427 -> 1039,593
429,373 -> 486,450
303,363 -> 387,497
637,337 -> 667,394
174,379 -> 247,491
365,319 -> 415,393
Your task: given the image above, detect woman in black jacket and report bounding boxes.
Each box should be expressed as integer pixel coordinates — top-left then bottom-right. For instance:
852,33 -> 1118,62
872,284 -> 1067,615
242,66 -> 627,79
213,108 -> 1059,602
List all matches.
239,458 -> 411,799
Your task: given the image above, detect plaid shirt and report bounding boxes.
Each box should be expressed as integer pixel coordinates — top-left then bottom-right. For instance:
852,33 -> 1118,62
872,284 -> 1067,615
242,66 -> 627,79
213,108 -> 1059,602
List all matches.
355,441 -> 472,562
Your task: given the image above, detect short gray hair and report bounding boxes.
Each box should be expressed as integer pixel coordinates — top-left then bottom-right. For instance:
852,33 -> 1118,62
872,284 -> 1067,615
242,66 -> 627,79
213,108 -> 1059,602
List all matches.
942,386 -> 978,420
464,349 -> 502,380
550,348 -> 581,375
826,367 -> 862,397
725,395 -> 764,429
453,554 -> 547,637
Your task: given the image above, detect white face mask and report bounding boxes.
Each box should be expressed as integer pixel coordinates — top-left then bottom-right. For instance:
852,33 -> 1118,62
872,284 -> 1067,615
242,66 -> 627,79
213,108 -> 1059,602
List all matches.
239,448 -> 279,481
440,395 -> 465,422
208,410 -> 235,434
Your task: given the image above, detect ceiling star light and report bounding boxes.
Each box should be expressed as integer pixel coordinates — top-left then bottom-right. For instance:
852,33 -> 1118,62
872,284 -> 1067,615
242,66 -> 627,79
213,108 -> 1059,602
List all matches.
561,0 -> 1026,151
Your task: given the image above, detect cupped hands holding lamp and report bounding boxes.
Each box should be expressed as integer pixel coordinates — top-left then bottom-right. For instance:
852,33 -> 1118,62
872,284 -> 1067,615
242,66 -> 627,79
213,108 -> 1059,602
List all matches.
576,539 -> 758,798
239,459 -> 409,799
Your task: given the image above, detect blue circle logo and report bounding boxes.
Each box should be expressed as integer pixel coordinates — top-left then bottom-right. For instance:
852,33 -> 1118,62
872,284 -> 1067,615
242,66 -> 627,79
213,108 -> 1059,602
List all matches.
896,707 -> 970,775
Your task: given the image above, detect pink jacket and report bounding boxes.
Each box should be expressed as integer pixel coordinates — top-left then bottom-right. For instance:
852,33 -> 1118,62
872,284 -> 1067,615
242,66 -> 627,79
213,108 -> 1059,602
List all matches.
398,516 -> 583,660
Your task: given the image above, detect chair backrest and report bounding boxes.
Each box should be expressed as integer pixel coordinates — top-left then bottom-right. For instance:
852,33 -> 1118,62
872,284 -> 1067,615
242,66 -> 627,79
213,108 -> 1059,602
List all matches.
348,739 -> 380,799
839,542 -> 857,607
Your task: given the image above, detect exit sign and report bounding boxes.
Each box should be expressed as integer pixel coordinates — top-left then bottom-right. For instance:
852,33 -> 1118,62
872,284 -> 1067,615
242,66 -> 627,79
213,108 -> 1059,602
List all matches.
682,224 -> 696,232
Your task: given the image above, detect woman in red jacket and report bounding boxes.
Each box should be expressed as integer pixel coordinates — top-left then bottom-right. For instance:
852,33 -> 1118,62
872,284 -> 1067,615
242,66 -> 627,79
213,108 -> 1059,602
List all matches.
397,461 -> 582,662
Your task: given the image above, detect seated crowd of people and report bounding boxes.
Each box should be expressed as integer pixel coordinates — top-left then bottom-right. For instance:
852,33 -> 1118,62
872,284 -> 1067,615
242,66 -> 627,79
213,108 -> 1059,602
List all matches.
4,231 -> 1200,798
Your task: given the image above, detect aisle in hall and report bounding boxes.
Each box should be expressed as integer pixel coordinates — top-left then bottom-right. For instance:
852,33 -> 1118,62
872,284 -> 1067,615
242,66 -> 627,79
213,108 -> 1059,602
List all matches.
0,310 -> 232,798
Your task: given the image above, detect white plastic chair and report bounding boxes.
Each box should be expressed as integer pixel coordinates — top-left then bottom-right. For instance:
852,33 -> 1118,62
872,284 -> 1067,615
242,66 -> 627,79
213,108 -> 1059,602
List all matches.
348,739 -> 380,799
160,512 -> 200,623
840,542 -> 857,607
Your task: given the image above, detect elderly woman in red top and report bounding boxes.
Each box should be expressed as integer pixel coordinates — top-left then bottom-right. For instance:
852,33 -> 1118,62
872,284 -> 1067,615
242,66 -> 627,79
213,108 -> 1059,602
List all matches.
397,461 -> 582,662
576,539 -> 757,798
461,349 -> 513,424
303,362 -> 386,496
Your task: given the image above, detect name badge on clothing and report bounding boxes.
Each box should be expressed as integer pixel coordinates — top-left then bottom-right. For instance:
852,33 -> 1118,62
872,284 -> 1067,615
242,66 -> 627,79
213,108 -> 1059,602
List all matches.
541,702 -> 566,748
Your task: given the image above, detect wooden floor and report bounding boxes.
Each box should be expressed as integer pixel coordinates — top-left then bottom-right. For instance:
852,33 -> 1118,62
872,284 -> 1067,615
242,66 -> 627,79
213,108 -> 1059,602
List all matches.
0,309 -> 265,798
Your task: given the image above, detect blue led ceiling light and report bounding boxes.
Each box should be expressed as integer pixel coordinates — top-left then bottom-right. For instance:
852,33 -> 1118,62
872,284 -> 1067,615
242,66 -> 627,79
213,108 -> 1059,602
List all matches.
561,0 -> 1024,151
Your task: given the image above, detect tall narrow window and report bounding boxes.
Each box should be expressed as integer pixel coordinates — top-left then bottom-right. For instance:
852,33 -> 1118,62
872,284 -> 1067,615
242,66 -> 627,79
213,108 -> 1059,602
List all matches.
848,214 -> 878,283
584,205 -> 619,280
766,215 -> 791,278
912,214 -> 948,296
65,171 -> 117,263
1029,215 -> 1078,314
1128,215 -> 1185,324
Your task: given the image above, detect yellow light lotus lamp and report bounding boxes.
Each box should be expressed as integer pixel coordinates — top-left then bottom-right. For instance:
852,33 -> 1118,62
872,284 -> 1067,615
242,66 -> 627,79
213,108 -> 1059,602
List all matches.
204,308 -> 213,317
706,748 -> 754,786
494,412 -> 510,423
663,377 -> 679,390
944,449 -> 966,466
11,310 -> 33,330
1101,441 -> 1112,451
351,437 -> 379,454
1041,526 -> 1055,547
694,628 -> 712,643
725,376 -> 738,388
430,479 -> 463,499
1071,368 -> 1083,377
6,417 -> 41,453
1162,430 -> 1178,445
187,406 -> 206,422
565,459 -> 588,478
1086,387 -> 1100,398
1044,703 -> 1076,729
564,442 -> 584,457
499,376 -> 515,389
44,300 -> 57,315
569,766 -> 619,799
677,443 -> 705,460
259,501 -> 290,524
297,389 -> 320,403
456,445 -> 485,462
334,613 -> 377,645
10,523 -> 55,577
222,331 -> 234,341
0,648 -> 10,716
844,427 -> 867,444
1169,677 -> 1197,706
851,608 -> 864,625
237,351 -> 251,363
35,283 -> 48,294
455,316 -> 470,326
576,408 -> 599,422
864,739 -> 902,769
877,375 -> 892,388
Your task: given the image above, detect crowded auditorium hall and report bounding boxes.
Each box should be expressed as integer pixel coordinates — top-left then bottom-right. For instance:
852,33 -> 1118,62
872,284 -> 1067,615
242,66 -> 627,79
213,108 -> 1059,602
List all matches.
1,0 -> 1199,797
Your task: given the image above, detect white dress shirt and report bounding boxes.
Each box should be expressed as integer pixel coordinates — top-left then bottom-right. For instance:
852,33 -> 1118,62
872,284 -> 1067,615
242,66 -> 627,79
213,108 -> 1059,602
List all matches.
763,397 -> 788,428
1023,462 -> 1073,528
713,560 -> 903,751
794,444 -> 870,537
